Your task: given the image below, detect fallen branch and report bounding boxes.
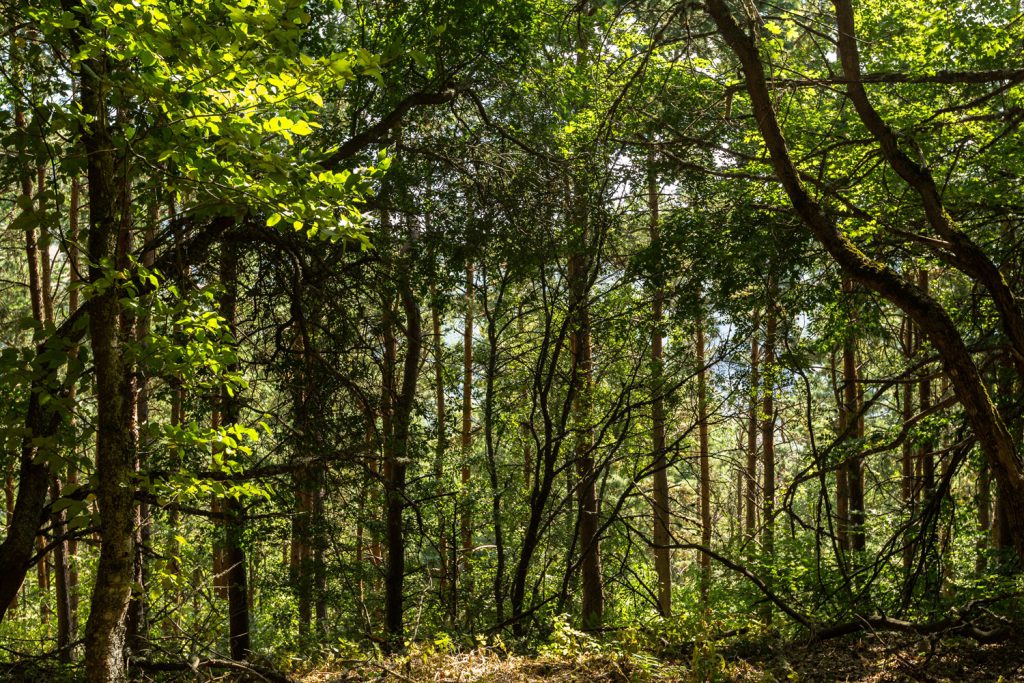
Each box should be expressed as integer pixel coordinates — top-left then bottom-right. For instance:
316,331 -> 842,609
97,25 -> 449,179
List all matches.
137,658 -> 295,683
814,614 -> 1009,644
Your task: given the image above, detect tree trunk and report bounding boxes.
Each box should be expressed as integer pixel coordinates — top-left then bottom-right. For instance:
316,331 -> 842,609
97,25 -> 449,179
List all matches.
745,314 -> 760,544
649,159 -> 672,617
901,317 -> 916,572
430,302 -> 450,614
696,312 -> 712,608
48,183 -> 74,652
839,276 -> 865,552
481,268 -> 507,624
383,234 -> 423,644
81,50 -> 138,682
569,247 -> 603,630
460,262 -> 474,577
761,300 -> 777,624
126,202 -> 158,656
220,242 -> 251,660
917,271 -> 935,499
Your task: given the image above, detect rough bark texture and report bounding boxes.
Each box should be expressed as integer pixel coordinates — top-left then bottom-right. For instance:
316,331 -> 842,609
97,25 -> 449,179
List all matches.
745,314 -> 759,544
460,262 -> 474,575
221,242 -> 251,660
649,161 -> 672,617
901,317 -> 916,571
384,249 -> 423,644
697,314 -> 712,607
761,303 -> 777,624
82,49 -> 137,682
431,303 -> 450,611
569,247 -> 603,631
839,277 -> 865,552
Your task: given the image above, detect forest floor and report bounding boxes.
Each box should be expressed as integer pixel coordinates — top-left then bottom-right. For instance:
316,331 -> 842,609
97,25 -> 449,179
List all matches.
301,631 -> 1024,682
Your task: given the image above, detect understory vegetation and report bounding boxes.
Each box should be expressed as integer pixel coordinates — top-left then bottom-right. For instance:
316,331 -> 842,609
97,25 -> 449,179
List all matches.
2,0 -> 1024,680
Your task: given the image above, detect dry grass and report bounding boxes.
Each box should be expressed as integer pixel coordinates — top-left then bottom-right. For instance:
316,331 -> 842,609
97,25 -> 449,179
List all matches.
300,647 -> 688,682
298,630 -> 1024,683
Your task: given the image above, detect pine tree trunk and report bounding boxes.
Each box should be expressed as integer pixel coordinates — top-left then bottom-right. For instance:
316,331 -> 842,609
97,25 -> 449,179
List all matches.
761,300 -> 777,625
460,262 -> 474,585
649,160 -> 672,617
696,313 -> 712,608
901,317 -> 916,572
569,247 -> 603,630
431,303 -> 450,613
745,314 -> 760,544
220,242 -> 251,660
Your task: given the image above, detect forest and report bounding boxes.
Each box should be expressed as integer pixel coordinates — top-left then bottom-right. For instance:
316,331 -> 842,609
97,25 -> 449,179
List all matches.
1,0 -> 1023,680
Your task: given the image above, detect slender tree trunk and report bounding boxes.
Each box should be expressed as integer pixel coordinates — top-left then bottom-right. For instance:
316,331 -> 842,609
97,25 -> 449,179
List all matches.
125,202 -> 158,656
649,159 -> 672,617
745,314 -> 760,543
313,476 -> 326,632
431,303 -> 450,614
838,277 -> 865,553
220,242 -> 251,659
481,269 -> 506,624
384,277 -> 422,644
44,176 -> 72,653
290,332 -> 315,639
834,350 -> 849,552
900,317 -> 915,574
696,312 -> 712,608
15,97 -> 55,625
460,262 -> 474,578
59,175 -> 83,650
381,204 -> 423,644
917,271 -> 935,501
761,300 -> 777,625
569,246 -> 603,630
521,306 -> 533,490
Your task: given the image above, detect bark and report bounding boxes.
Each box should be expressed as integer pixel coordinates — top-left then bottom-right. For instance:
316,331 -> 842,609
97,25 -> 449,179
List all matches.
384,278 -> 422,643
220,242 -> 251,660
481,269 -> 506,623
745,314 -> 760,543
81,49 -> 138,682
460,262 -> 474,577
901,317 -> 915,572
569,247 -> 603,630
835,351 -> 849,552
705,0 -> 1024,563
290,333 -> 315,638
430,303 -> 450,611
917,271 -> 935,498
53,176 -> 83,657
126,202 -> 158,656
649,159 -> 672,617
839,277 -> 865,552
761,300 -> 777,624
696,312 -> 712,607
68,179 -> 83,621
382,212 -> 423,643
